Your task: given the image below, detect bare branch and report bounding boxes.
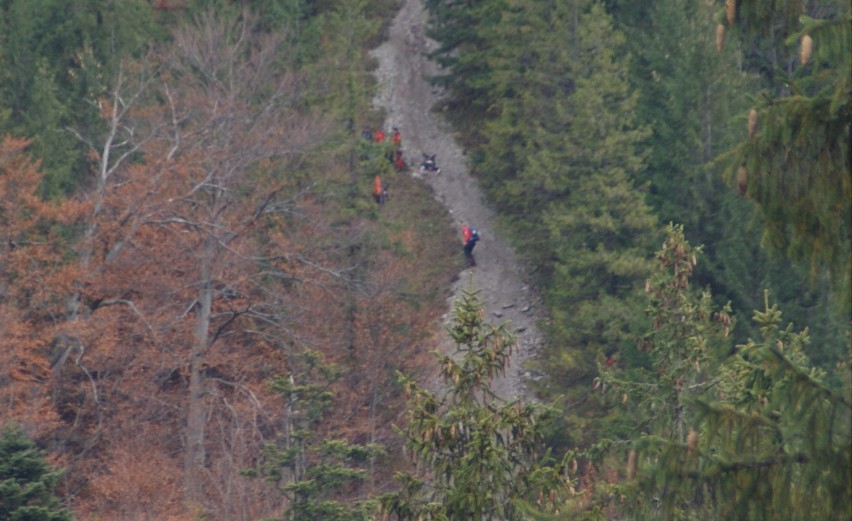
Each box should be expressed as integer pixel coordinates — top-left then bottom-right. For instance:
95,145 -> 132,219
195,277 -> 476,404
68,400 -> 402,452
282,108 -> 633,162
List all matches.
95,298 -> 158,342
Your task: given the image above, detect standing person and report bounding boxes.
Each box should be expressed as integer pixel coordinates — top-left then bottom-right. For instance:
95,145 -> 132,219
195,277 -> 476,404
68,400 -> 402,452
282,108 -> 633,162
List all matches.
395,149 -> 404,171
373,175 -> 386,204
374,129 -> 385,143
392,127 -> 402,148
461,225 -> 479,266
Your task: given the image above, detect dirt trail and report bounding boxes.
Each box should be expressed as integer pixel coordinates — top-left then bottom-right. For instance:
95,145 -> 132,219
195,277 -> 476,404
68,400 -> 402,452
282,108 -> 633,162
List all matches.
371,0 -> 542,400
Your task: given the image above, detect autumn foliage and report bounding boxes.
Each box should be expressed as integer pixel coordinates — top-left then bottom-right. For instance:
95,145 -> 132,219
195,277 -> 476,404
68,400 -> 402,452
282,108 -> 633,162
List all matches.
0,9 -> 457,519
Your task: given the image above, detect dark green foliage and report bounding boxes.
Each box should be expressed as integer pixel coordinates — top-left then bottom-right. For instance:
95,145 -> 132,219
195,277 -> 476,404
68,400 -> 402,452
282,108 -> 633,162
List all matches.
0,0 -> 160,197
626,0 -> 748,224
597,225 -> 733,443
603,0 -> 848,371
421,0 -> 848,478
724,0 -> 849,83
476,0 -> 575,221
423,0 -> 509,115
250,350 -> 382,521
718,1 -> 851,309
0,426 -> 72,521
533,226 -> 850,520
518,2 -> 658,449
421,0 -> 661,452
612,0 -> 756,341
381,290 -> 566,520
580,228 -> 851,520
632,292 -> 851,520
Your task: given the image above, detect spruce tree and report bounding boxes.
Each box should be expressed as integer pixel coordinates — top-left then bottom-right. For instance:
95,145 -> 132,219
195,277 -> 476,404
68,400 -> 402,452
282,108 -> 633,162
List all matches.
423,0 -> 509,115
476,0 -> 577,262
586,227 -> 851,520
625,0 -> 750,227
531,1 -> 658,449
586,226 -> 732,521
0,426 -> 72,521
717,0 -> 851,307
380,290 -> 566,521
543,226 -> 731,519
632,292 -> 851,520
550,226 -> 850,520
250,350 -> 383,521
610,0 -> 847,375
598,225 -> 733,442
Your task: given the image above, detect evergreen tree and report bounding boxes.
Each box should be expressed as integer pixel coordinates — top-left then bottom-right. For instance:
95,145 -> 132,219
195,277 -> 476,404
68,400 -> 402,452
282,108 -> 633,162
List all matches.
477,0 -> 577,241
582,226 -> 733,520
717,0 -> 851,306
423,0 -> 509,115
540,226 -> 732,519
251,350 -> 382,521
548,224 -> 850,520
626,0 -> 749,227
380,290 -> 566,520
0,0 -> 159,196
0,426 -> 72,521
530,1 -> 658,449
631,291 -> 851,520
611,0 -> 773,350
608,0 -> 847,374
598,225 -> 734,443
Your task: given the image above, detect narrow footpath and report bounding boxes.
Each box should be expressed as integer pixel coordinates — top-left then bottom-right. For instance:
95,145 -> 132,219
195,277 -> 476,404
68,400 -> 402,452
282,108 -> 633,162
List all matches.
371,0 -> 543,400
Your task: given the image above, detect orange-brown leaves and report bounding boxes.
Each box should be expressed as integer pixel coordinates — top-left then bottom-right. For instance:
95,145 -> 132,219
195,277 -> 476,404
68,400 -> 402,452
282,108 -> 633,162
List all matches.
2,138 -> 90,224
0,5 -> 462,513
81,440 -> 188,519
0,137 -> 89,438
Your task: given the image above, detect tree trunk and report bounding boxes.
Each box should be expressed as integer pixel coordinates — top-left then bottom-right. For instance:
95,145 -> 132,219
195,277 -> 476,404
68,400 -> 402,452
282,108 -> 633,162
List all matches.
185,238 -> 214,499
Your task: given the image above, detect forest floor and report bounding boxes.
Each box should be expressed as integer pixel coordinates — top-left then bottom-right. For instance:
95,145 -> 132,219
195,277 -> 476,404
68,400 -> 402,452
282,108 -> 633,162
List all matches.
371,0 -> 543,400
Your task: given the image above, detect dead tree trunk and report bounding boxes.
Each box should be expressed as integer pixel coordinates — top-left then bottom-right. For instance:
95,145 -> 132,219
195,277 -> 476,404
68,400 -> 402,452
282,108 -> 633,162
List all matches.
186,236 -> 215,499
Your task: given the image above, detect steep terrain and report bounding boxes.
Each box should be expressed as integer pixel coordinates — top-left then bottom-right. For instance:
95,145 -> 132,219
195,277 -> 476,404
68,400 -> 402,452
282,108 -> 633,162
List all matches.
371,0 -> 543,399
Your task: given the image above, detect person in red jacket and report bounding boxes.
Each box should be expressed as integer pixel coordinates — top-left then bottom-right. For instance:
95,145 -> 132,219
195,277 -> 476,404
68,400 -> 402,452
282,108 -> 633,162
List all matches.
461,225 -> 479,266
374,129 -> 385,143
605,348 -> 617,367
395,149 -> 404,171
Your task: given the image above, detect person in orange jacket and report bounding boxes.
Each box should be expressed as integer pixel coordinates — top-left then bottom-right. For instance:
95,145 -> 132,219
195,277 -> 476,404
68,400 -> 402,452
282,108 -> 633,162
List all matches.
392,127 -> 401,148
372,175 -> 386,204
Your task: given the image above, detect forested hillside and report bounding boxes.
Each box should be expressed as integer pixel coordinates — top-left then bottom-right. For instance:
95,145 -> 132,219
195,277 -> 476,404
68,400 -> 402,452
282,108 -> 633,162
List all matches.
0,0 -> 849,520
0,1 -> 462,518
420,0 -> 850,518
